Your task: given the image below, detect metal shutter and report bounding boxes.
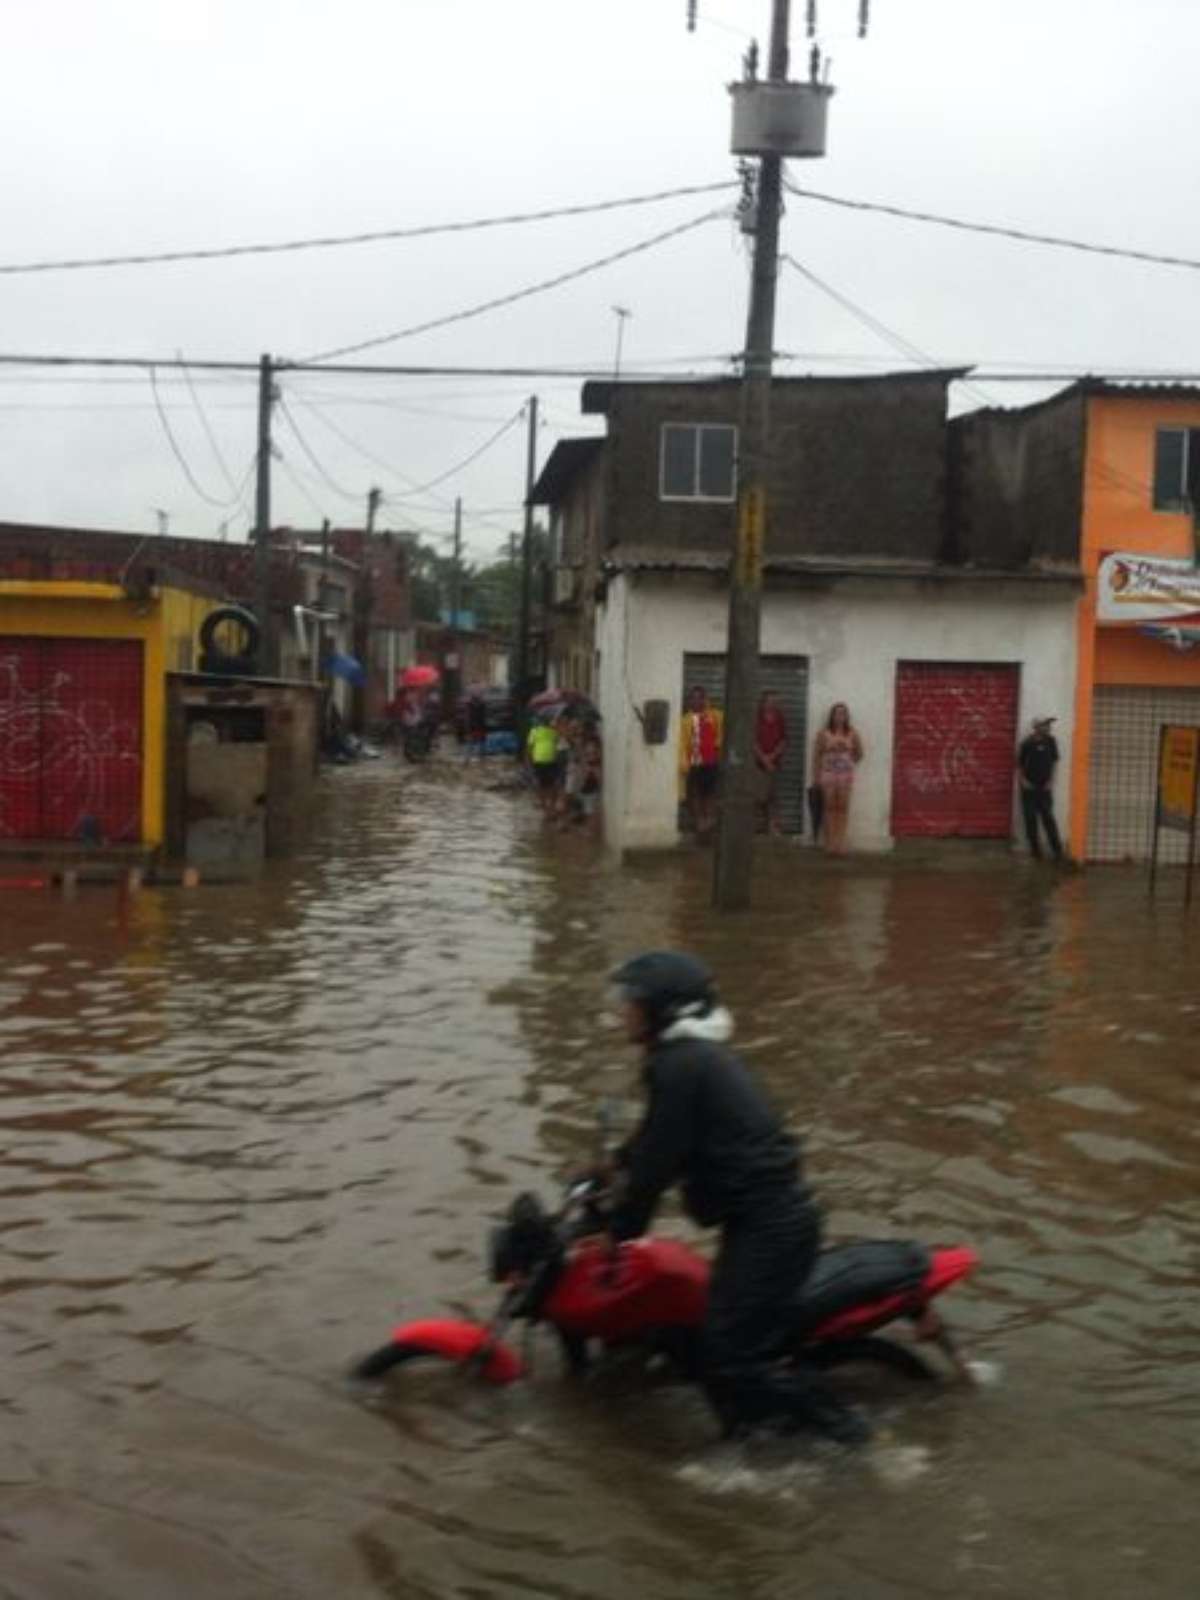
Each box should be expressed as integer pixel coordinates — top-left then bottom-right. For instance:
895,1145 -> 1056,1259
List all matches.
0,637 -> 143,842
681,653 -> 809,833
891,661 -> 1020,838
1088,685 -> 1200,863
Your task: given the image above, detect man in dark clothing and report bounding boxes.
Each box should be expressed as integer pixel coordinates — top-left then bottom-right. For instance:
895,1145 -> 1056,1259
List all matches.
1017,714 -> 1064,860
608,951 -> 870,1445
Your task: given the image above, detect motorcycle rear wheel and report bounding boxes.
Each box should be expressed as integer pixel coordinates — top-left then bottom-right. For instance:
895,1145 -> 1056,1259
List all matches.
800,1335 -> 939,1382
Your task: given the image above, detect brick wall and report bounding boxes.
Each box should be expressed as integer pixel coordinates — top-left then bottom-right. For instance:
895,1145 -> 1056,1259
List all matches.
591,373 -> 953,563
949,390 -> 1086,568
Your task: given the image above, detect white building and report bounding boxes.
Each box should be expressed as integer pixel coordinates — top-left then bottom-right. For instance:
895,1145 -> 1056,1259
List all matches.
535,373 -> 1082,858
597,558 -> 1078,854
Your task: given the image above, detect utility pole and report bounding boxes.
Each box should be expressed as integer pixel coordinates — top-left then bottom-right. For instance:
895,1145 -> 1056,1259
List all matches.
516,396 -> 539,731
448,496 -> 464,714
253,352 -> 275,675
713,0 -> 791,912
352,486 -> 382,732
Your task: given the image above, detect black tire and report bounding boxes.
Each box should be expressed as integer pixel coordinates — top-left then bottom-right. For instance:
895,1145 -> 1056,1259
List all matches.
351,1340 -> 454,1381
199,606 -> 261,675
801,1336 -> 940,1382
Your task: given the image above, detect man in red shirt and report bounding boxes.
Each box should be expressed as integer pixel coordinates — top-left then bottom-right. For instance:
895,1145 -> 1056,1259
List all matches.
754,692 -> 788,835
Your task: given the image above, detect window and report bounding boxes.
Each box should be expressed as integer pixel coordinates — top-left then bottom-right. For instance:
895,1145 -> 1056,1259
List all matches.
660,423 -> 736,501
1152,426 -> 1200,512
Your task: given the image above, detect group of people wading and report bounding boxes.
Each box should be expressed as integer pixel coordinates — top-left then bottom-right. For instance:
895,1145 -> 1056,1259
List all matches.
679,687 -> 863,852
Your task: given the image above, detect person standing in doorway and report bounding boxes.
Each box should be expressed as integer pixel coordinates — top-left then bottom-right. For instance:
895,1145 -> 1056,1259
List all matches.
1017,714 -> 1064,861
754,691 -> 788,835
680,686 -> 724,841
812,703 -> 863,856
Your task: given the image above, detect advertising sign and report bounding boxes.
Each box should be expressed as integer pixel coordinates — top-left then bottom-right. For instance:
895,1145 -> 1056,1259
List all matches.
1150,723 -> 1200,906
1097,553 -> 1200,625
1158,725 -> 1200,832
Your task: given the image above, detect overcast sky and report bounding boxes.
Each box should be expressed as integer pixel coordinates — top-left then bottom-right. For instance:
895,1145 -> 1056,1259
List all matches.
3,0 -> 1199,561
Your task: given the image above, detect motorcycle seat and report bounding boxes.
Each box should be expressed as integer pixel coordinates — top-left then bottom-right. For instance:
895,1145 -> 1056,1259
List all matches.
787,1239 -> 931,1338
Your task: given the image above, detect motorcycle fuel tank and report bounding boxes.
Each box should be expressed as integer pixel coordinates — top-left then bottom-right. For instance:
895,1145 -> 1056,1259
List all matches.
543,1236 -> 710,1340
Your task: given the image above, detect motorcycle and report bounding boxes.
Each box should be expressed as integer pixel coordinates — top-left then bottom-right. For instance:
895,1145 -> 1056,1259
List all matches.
352,1175 -> 980,1396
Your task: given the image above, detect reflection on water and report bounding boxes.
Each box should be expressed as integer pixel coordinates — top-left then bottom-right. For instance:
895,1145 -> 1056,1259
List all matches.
2,761 -> 1198,1598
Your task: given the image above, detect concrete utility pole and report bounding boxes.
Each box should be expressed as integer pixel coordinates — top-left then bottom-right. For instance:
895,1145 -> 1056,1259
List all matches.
253,352 -> 275,675
713,0 -> 791,912
516,396 -> 539,732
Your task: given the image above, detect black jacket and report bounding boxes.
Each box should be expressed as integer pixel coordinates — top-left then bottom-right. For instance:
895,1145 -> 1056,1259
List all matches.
1018,733 -> 1059,790
609,1036 -> 810,1240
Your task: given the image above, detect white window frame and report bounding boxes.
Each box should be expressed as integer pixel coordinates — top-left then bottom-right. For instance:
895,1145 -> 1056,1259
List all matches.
659,422 -> 737,503
1153,425 -> 1195,514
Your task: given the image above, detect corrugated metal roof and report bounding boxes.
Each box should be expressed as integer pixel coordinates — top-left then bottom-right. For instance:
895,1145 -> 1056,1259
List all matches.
602,547 -> 1081,585
528,436 -> 605,505
582,368 -> 970,415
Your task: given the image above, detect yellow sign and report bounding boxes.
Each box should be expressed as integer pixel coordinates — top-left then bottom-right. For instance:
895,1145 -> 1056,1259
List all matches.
736,487 -> 765,588
1159,724 -> 1200,832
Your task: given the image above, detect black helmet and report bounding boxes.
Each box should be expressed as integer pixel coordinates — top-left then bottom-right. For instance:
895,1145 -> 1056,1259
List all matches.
612,950 -> 717,1037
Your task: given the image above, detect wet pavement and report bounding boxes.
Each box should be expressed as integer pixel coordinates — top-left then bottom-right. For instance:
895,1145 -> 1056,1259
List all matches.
2,757 -> 1198,1599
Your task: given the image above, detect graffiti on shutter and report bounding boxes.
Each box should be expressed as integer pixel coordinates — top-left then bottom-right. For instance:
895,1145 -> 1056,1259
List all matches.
0,638 -> 143,842
891,662 -> 1019,838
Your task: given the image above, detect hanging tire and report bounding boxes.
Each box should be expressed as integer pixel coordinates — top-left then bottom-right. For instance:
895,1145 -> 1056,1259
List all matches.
199,606 -> 261,675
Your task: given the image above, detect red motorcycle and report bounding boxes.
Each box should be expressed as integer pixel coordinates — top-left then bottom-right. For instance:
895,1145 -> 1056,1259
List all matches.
353,1177 -> 980,1393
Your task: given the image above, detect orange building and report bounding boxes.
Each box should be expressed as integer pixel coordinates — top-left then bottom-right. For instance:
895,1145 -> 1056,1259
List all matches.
954,380 -> 1200,861
1072,386 -> 1200,862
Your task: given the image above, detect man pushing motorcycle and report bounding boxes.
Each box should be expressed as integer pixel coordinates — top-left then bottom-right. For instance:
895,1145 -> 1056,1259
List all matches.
606,951 -> 871,1446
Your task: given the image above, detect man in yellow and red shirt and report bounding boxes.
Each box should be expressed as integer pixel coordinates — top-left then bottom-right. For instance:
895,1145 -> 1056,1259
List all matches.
679,686 -> 724,839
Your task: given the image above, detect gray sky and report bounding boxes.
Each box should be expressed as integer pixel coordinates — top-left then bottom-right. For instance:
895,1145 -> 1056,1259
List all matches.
3,0 -> 1199,561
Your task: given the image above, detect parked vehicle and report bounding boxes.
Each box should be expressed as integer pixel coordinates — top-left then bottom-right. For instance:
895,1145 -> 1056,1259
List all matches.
352,1174 -> 979,1399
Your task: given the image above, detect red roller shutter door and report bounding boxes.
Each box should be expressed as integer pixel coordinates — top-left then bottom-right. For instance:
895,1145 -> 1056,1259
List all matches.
891,662 -> 1019,838
0,637 -> 143,842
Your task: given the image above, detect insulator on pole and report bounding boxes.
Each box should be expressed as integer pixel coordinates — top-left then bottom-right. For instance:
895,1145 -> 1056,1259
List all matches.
807,1 -> 818,39
687,0 -> 698,33
859,0 -> 870,38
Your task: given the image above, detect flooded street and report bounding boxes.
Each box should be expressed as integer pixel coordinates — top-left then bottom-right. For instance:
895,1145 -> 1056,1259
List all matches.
3,759 -> 1198,1599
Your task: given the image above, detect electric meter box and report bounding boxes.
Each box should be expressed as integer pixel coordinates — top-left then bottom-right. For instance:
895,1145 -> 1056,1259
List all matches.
729,80 -> 834,159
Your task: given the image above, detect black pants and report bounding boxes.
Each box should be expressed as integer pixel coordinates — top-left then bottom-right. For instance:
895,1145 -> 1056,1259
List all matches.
1021,785 -> 1063,859
702,1194 -> 859,1438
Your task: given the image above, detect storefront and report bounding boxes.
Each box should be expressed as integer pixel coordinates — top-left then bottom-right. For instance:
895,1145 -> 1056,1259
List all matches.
0,579 -> 215,849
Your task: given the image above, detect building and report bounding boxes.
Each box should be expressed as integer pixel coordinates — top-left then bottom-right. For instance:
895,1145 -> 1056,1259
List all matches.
535,374 -> 1082,856
956,381 -> 1200,863
0,521 -> 324,862
0,568 -> 218,851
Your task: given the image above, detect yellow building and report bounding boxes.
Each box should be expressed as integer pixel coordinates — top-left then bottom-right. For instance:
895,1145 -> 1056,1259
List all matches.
0,578 -> 218,849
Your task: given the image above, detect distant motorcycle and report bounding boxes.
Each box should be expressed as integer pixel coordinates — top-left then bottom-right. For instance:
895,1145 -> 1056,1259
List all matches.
352,1175 -> 979,1398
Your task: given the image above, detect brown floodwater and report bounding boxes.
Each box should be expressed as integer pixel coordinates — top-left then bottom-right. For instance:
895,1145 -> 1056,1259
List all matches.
2,758 -> 1198,1599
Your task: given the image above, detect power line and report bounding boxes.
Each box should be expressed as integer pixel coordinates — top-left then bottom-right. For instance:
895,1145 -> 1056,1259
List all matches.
0,181 -> 737,277
782,255 -> 997,407
393,408 -> 527,499
177,351 -> 242,496
147,365 -> 247,509
277,396 -> 362,502
303,208 -> 731,363
785,180 -> 1200,274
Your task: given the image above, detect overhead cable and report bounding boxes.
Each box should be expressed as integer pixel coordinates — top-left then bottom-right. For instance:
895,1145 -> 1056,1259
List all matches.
393,408 -> 527,499
782,255 -> 997,406
148,365 -> 247,508
303,208 -> 730,363
0,182 -> 736,277
277,397 -> 362,502
177,351 -> 242,496
785,180 -> 1200,273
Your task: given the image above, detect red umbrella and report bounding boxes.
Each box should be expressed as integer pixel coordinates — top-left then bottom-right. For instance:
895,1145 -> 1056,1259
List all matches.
400,664 -> 440,689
